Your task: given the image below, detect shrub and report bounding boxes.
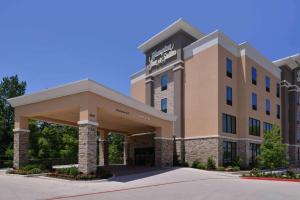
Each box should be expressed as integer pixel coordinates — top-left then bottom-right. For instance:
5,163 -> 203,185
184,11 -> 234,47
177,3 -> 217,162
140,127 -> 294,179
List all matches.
29,168 -> 42,174
286,170 -> 296,178
191,161 -> 200,168
250,168 -> 260,176
57,167 -> 79,176
196,163 -> 207,169
232,156 -> 242,168
21,164 -> 46,171
206,156 -> 216,170
216,166 -> 225,171
232,166 -> 240,171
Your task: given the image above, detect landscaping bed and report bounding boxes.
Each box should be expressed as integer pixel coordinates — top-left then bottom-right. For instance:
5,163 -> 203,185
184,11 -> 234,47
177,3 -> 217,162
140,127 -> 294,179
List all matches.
6,164 -> 49,175
242,168 -> 300,182
191,156 -> 241,172
47,166 -> 113,180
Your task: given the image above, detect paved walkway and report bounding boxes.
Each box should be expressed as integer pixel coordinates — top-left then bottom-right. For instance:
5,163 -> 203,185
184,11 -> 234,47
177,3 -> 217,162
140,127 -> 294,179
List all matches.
1,168 -> 299,200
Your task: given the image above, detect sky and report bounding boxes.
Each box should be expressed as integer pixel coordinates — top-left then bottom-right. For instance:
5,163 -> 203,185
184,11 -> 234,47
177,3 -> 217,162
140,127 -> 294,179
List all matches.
1,0 -> 299,95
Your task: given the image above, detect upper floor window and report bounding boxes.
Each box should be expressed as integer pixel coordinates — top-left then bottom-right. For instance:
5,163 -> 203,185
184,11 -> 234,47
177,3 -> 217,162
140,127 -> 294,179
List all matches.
222,113 -> 236,134
249,117 -> 260,136
266,99 -> 270,115
161,98 -> 167,113
276,83 -> 280,98
265,76 -> 270,92
226,86 -> 232,106
263,122 -> 273,133
252,67 -> 257,85
161,74 -> 168,91
277,104 -> 280,119
226,58 -> 232,78
252,93 -> 257,110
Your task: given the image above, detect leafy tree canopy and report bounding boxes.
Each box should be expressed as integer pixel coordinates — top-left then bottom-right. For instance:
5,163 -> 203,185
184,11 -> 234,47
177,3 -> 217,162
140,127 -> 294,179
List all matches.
0,75 -> 26,157
259,125 -> 288,170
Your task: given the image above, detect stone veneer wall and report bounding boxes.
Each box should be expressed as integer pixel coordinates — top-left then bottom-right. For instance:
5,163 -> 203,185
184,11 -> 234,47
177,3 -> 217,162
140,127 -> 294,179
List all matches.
13,130 -> 29,168
183,137 -> 219,166
153,70 -> 174,114
155,138 -> 173,167
177,137 -> 259,168
78,124 -> 97,174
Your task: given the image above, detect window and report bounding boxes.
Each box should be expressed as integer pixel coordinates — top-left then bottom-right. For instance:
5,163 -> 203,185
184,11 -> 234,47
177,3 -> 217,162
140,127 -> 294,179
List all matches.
226,86 -> 232,106
276,104 -> 280,119
226,58 -> 232,78
222,113 -> 236,134
263,122 -> 273,133
297,128 -> 300,143
160,98 -> 167,113
252,93 -> 257,110
265,76 -> 270,92
250,143 -> 260,166
161,74 -> 168,91
276,83 -> 280,98
249,118 -> 260,136
223,141 -> 237,166
252,67 -> 257,85
266,99 -> 270,115
298,148 -> 300,161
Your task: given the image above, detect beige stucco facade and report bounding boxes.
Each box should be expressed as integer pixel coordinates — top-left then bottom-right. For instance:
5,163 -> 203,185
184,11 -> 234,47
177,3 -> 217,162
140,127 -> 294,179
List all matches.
131,19 -> 285,167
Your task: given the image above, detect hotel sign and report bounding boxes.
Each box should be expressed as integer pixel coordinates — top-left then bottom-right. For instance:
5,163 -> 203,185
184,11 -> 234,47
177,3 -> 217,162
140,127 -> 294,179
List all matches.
147,43 -> 177,70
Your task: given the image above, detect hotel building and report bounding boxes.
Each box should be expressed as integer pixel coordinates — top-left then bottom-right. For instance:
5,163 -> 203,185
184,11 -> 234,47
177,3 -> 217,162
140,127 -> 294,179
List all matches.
131,19 -> 299,167
274,54 -> 300,165
8,19 -> 300,174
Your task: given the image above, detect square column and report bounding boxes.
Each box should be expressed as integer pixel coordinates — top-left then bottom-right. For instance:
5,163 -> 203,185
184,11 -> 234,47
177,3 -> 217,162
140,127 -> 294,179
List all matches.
99,130 -> 109,166
155,137 -> 173,167
78,121 -> 98,174
123,141 -> 129,165
13,128 -> 30,169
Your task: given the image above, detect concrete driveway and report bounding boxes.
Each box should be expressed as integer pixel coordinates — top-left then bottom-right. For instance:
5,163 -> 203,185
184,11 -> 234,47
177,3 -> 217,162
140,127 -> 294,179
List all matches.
1,168 -> 299,200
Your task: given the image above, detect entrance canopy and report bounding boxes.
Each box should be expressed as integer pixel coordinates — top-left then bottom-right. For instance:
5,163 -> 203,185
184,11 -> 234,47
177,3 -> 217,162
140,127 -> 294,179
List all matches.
8,79 -> 176,174
8,79 -> 176,137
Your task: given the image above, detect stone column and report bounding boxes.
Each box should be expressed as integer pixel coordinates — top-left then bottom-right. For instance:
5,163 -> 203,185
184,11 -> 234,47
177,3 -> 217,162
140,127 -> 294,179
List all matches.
99,130 -> 109,166
123,141 -> 129,165
13,128 -> 30,169
155,137 -> 173,167
78,121 -> 98,174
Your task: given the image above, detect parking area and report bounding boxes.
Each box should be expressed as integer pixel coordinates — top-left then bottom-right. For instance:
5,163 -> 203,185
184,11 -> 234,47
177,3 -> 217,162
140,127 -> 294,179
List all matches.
1,167 -> 300,200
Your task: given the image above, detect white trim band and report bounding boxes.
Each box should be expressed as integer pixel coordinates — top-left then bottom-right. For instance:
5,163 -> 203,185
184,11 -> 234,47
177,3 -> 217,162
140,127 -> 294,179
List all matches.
77,120 -> 99,127
154,136 -> 174,140
175,135 -> 263,143
13,128 -> 30,133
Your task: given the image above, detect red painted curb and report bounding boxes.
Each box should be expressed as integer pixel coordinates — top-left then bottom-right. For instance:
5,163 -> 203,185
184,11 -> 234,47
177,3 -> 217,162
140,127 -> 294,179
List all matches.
242,177 -> 300,183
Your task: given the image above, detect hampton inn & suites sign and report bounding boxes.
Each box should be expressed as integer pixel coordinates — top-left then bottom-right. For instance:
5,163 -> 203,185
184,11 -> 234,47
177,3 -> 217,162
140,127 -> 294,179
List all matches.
147,43 -> 177,70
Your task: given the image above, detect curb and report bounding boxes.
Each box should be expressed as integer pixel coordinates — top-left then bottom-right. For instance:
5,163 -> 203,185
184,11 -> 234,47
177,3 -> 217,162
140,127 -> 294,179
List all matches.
241,177 -> 300,183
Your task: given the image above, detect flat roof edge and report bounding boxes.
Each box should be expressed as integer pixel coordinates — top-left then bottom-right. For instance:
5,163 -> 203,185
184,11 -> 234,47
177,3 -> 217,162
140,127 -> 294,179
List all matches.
8,79 -> 176,122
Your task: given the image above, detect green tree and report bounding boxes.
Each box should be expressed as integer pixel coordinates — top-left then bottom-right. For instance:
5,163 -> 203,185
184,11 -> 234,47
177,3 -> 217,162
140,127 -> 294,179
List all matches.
259,125 -> 288,170
0,75 -> 26,158
29,122 -> 78,162
108,133 -> 124,164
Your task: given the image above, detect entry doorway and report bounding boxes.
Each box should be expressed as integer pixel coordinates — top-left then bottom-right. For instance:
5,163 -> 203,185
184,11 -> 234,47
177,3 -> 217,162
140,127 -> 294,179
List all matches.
134,147 -> 155,166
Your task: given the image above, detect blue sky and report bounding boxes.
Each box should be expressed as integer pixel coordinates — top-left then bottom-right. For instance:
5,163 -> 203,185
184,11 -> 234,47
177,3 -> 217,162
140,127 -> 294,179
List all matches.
1,0 -> 299,95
